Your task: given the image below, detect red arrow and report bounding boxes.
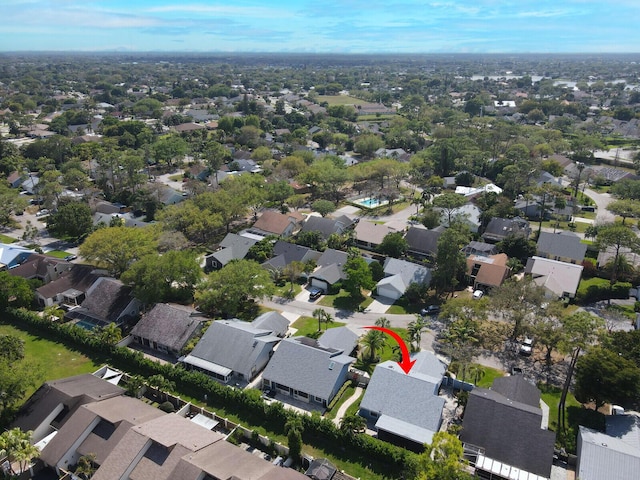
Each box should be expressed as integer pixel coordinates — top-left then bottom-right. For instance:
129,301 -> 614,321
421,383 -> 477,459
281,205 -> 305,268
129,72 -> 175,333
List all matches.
364,326 -> 416,374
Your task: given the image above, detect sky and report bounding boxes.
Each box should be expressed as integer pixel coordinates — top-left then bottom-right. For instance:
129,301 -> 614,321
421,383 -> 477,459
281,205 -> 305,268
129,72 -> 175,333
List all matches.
1,0 -> 640,54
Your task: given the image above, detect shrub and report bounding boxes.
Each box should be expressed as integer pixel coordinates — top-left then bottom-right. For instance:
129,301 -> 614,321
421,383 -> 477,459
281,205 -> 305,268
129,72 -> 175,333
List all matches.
158,401 -> 175,413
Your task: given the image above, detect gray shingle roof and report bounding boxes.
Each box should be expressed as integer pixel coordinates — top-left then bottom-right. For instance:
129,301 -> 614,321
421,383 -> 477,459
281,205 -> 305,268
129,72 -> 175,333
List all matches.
536,231 -> 587,263
262,337 -> 354,401
262,241 -> 321,269
130,304 -> 204,353
206,233 -> 258,267
318,327 -> 359,354
187,320 -> 280,379
250,311 -> 290,337
404,226 -> 444,256
66,277 -> 134,324
483,217 -> 531,242
382,257 -> 431,286
460,379 -> 555,478
359,352 -> 446,443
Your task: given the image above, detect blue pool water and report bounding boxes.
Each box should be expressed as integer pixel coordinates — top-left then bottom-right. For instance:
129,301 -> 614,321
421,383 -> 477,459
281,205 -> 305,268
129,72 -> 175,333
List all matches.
354,197 -> 389,208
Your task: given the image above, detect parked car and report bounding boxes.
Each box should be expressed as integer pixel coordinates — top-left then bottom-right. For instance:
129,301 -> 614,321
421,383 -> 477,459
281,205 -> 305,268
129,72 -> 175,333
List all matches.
420,305 -> 441,316
36,209 -> 49,217
64,254 -> 77,261
309,287 -> 323,300
472,289 -> 484,299
519,337 -> 534,356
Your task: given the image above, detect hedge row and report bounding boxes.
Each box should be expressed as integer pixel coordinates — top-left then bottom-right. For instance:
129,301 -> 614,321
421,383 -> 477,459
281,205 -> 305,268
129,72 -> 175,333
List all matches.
575,281 -> 632,303
5,308 -> 418,478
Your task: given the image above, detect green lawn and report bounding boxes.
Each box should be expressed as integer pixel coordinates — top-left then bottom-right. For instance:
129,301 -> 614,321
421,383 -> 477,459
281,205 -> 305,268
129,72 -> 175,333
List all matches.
45,250 -> 71,259
0,323 -> 102,400
0,233 -> 18,243
324,384 -> 356,420
357,114 -> 397,121
475,365 -> 505,388
273,282 -> 302,298
290,316 -> 346,337
318,291 -> 373,311
536,220 -> 590,234
318,95 -> 369,106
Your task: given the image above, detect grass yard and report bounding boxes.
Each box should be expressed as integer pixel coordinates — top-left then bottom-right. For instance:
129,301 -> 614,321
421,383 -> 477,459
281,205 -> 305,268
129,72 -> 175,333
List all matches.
318,95 -> 369,106
45,250 -> 71,259
536,220 -> 590,234
273,282 -> 302,298
290,316 -> 346,337
0,233 -> 18,243
318,291 -> 373,311
0,322 -> 102,400
324,384 -> 356,420
357,114 -> 397,121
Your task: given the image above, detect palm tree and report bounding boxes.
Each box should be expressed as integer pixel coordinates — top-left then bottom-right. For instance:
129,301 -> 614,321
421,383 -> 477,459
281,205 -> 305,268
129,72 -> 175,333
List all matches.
75,453 -> 97,479
323,312 -> 334,330
374,317 -> 390,329
95,322 -> 122,345
361,330 -> 386,362
340,414 -> 366,436
407,316 -> 428,352
0,428 -> 40,477
42,304 -> 64,322
313,308 -> 327,332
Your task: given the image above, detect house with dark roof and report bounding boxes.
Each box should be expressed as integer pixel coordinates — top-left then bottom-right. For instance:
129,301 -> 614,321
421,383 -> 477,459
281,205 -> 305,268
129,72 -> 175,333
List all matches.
299,214 -> 356,240
7,253 -> 72,283
460,375 -> 555,479
353,220 -> 400,250
482,217 -> 531,244
35,265 -> 105,307
405,225 -> 444,261
525,256 -> 584,299
182,319 -> 281,383
250,210 -> 304,237
359,351 -> 446,451
261,240 -> 322,271
376,258 -> 431,301
309,248 -> 349,293
536,231 -> 587,264
7,170 -> 25,188
462,241 -> 498,257
262,336 -> 355,407
577,414 -> 640,480
130,304 -> 205,358
65,277 -> 141,329
204,233 -> 258,271
466,254 -> 510,291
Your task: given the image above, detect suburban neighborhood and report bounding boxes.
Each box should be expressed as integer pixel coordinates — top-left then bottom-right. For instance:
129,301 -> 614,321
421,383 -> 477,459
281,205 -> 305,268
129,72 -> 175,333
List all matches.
1,52 -> 640,480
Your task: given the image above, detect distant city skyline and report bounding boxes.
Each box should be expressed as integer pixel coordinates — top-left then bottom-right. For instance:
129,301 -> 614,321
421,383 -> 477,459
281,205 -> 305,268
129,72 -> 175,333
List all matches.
2,0 -> 640,54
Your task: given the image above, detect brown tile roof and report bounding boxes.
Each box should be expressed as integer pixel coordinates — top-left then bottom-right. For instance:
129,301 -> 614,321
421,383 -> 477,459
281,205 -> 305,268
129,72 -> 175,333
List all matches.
8,253 -> 71,280
252,210 -> 303,235
467,254 -> 510,288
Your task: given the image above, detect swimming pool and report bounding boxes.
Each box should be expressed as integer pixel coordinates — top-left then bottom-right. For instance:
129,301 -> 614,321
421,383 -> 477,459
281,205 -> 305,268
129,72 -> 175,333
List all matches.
353,197 -> 389,209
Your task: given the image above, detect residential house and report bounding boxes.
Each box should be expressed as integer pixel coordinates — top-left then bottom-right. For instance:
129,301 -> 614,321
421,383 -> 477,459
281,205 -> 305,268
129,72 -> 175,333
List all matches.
204,233 -> 258,271
460,375 -> 556,479
14,373 -> 307,480
20,174 -> 40,195
251,311 -> 290,337
534,171 -> 563,188
305,458 -> 337,480
462,241 -> 498,257
482,217 -> 531,244
130,303 -> 205,358
308,248 -> 349,293
262,240 -> 322,271
8,253 -> 72,283
536,231 -> 587,264
92,211 -> 150,229
524,256 -> 584,299
376,258 -> 431,301
65,277 -> 141,328
261,336 -> 355,407
154,184 -> 185,206
0,242 -> 33,270
317,327 -> 360,356
514,195 -> 576,222
182,319 -> 281,383
250,210 -> 305,237
35,265 -> 105,307
353,220 -> 400,250
299,214 -> 356,240
466,254 -> 510,292
359,351 -> 447,451
405,225 -> 444,261
577,414 -> 640,480
7,170 -> 25,188
439,203 -> 482,233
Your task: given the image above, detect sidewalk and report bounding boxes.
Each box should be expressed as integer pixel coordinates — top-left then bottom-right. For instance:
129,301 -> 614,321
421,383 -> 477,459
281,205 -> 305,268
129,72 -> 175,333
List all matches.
332,386 -> 363,426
